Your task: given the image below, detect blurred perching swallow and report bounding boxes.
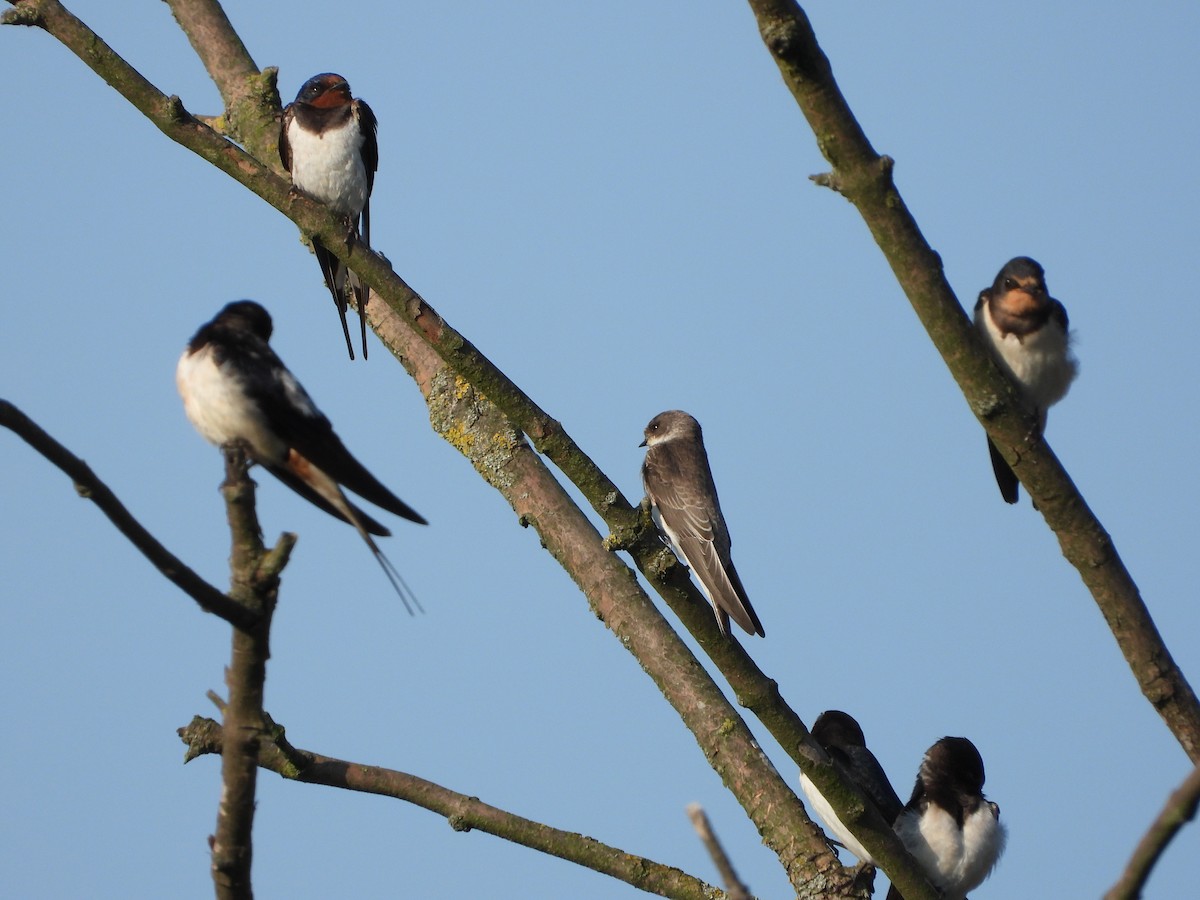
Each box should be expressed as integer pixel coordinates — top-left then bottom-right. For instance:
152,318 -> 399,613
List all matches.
280,73 -> 379,360
176,300 -> 426,609
974,256 -> 1077,503
640,410 -> 764,637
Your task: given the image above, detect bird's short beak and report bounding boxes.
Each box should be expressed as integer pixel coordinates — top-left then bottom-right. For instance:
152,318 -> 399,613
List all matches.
638,439 -> 647,448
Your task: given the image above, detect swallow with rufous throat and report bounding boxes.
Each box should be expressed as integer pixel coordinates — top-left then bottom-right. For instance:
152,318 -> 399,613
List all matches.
280,73 -> 379,360
974,256 -> 1077,503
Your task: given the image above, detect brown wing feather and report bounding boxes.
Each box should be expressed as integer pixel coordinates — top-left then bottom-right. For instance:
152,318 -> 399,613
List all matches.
643,441 -> 763,636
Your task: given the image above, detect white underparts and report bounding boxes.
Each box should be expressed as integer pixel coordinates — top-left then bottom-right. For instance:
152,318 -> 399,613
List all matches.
286,119 -> 369,218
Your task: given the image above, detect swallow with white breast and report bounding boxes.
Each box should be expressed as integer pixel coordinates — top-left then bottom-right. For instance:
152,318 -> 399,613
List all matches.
799,710 -> 903,868
176,300 -> 426,610
280,73 -> 379,360
974,256 -> 1077,503
886,736 -> 1006,900
640,410 -> 764,637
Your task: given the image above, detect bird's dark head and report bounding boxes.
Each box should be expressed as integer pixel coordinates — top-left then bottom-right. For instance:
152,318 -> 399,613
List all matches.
641,409 -> 701,448
920,736 -> 987,795
214,300 -> 273,342
811,710 -> 868,751
295,73 -> 353,109
989,256 -> 1050,315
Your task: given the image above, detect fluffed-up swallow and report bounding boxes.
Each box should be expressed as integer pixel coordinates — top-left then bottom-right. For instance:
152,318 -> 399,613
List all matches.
974,256 -> 1077,503
176,301 -> 426,610
799,710 -> 903,868
886,736 -> 1006,900
280,73 -> 379,360
640,410 -> 764,637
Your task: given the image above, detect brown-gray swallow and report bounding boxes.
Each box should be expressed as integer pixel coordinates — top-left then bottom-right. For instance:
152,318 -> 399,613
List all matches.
640,410 -> 764,637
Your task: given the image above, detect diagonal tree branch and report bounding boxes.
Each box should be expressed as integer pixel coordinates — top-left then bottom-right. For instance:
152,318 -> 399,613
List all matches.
163,0 -> 257,102
0,398 -> 258,629
179,715 -> 726,900
740,0 -> 1200,766
1104,763 -> 1200,900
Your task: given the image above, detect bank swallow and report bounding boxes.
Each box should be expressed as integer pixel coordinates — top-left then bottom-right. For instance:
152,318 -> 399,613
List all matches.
640,410 -> 764,637
176,301 -> 426,610
280,73 -> 379,360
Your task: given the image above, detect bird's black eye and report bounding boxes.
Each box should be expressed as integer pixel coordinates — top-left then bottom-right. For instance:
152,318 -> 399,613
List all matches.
1003,277 -> 1018,290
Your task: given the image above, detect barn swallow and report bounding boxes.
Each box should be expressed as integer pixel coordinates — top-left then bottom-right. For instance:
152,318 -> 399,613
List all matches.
176,301 -> 426,610
886,736 -> 1006,900
280,73 -> 379,360
974,256 -> 1077,503
799,710 -> 903,868
640,410 -> 764,637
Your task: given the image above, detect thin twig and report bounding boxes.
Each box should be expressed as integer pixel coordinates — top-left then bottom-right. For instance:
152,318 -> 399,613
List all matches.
0,398 -> 257,629
1104,764 -> 1200,900
687,804 -> 752,900
179,716 -> 725,900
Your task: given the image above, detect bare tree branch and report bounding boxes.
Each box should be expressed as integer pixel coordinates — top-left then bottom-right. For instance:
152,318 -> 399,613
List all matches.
740,0 -> 1200,765
164,0 -> 257,99
161,0 -> 280,163
0,404 -> 296,899
687,804 -> 752,900
1104,763 -> 1200,900
606,519 -> 922,897
208,445 -> 288,900
3,0 -> 298,229
0,398 -> 258,629
180,716 -> 727,900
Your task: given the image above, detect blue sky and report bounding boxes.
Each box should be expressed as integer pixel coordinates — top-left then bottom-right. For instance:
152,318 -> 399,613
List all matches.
2,2 -> 1198,898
